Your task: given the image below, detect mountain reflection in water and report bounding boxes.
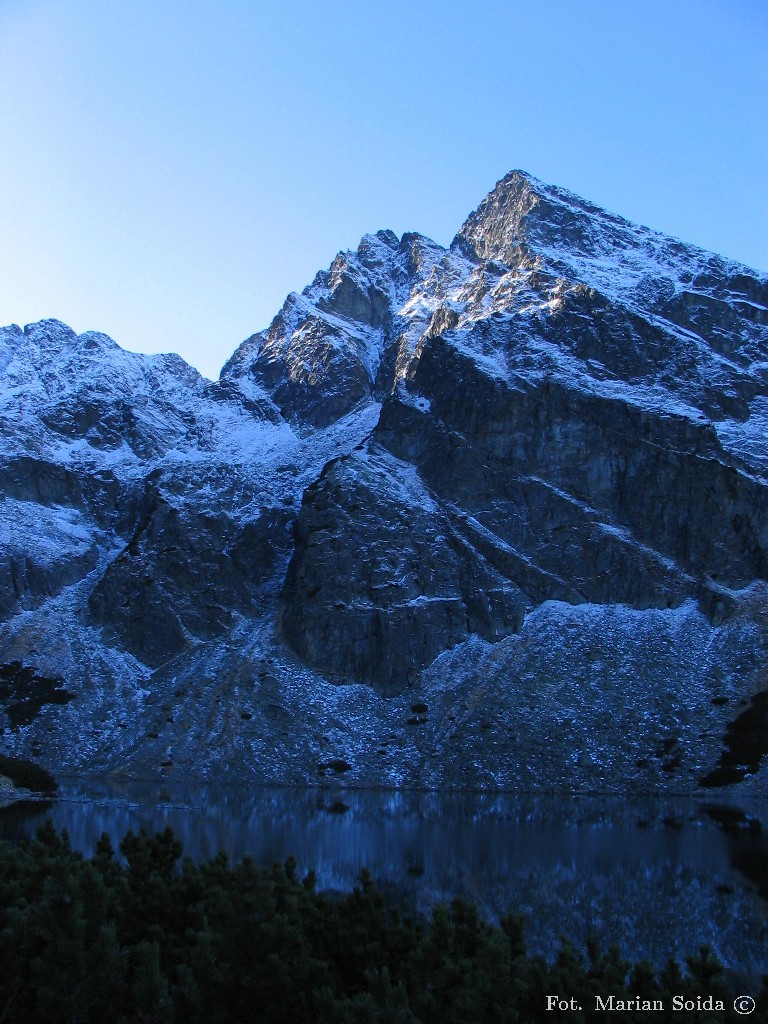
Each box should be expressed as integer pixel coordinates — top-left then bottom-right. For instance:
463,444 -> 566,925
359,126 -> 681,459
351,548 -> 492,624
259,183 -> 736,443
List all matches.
1,779 -> 766,983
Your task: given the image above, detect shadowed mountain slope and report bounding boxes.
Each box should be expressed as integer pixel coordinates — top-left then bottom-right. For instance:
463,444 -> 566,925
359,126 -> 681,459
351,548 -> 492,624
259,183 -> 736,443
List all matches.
2,171 -> 767,793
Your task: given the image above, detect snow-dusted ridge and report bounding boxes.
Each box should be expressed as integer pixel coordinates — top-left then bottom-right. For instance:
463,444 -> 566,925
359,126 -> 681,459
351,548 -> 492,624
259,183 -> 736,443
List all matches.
2,170 -> 768,794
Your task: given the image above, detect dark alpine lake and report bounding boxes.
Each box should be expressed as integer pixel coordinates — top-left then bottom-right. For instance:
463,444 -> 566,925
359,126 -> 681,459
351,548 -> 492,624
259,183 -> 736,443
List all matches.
1,779 -> 766,984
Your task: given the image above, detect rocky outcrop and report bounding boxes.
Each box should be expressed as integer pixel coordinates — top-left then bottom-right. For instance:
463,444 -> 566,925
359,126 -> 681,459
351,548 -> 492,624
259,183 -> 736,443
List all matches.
88,488 -> 293,668
221,230 -> 409,427
281,173 -> 768,696
1,171 -> 768,793
281,445 -> 526,694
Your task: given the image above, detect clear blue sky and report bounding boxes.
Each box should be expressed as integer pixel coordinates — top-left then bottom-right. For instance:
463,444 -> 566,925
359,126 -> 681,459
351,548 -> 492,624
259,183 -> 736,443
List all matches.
1,0 -> 766,380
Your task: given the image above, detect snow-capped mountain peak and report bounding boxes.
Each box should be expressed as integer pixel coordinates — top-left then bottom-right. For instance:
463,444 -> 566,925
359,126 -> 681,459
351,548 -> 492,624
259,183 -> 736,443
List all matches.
2,171 -> 768,796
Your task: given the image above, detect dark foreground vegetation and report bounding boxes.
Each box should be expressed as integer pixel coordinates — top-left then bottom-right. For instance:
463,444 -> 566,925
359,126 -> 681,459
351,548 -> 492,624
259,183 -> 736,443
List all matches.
0,824 -> 765,1024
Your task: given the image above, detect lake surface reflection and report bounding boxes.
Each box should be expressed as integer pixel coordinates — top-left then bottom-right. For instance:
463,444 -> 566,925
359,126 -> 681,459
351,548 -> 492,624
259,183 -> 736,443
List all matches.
1,779 -> 766,983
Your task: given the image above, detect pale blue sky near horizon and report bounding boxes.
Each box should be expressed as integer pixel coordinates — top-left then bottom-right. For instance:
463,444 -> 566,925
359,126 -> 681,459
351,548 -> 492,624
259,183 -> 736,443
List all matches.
1,0 -> 766,380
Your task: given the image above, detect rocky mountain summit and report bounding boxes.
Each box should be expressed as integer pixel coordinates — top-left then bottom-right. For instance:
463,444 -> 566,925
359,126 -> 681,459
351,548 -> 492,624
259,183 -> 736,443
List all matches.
2,171 -> 768,793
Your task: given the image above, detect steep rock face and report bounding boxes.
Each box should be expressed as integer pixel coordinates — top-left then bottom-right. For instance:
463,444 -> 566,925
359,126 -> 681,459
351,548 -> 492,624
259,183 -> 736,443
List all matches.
222,231 -> 409,427
87,484 -> 293,668
281,445 -> 526,694
0,318 -> 371,674
2,171 -> 768,794
281,172 -> 768,696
